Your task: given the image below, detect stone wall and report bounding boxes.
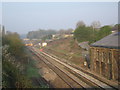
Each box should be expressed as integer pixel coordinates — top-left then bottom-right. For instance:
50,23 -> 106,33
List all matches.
90,47 -> 119,81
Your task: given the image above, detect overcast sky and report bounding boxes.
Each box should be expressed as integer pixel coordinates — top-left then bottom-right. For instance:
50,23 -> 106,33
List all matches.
2,2 -> 118,34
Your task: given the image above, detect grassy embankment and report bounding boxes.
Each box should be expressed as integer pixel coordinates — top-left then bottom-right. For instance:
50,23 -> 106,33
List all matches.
44,37 -> 86,67
25,49 -> 49,88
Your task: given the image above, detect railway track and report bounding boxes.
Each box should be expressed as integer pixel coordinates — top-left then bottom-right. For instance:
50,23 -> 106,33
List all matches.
43,49 -> 119,89
35,78 -> 50,87
30,48 -> 86,89
29,47 -> 118,90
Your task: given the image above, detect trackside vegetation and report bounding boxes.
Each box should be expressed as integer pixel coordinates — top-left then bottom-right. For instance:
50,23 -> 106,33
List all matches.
74,24 -> 112,44
2,32 -> 33,88
2,32 -> 49,88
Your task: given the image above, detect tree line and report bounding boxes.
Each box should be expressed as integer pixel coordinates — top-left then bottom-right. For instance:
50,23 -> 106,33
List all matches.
27,21 -> 119,44
74,21 -> 119,44
27,28 -> 73,40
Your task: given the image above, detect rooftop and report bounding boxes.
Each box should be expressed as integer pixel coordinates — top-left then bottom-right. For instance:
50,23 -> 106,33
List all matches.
91,32 -> 120,49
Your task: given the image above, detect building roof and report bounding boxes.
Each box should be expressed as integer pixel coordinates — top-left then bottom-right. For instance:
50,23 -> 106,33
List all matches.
91,32 -> 120,49
78,41 -> 90,50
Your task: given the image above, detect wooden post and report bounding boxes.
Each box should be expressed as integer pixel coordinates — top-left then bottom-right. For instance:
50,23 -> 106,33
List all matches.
99,49 -> 102,75
106,50 -> 109,79
105,49 -> 108,78
94,49 -> 96,72
90,47 -> 94,71
111,50 -> 115,80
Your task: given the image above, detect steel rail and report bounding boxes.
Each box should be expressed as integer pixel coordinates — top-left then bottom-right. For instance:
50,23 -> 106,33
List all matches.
30,48 -> 82,89
31,47 -> 117,90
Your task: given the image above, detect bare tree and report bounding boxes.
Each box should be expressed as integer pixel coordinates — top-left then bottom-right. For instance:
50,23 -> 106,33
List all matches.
91,21 -> 101,29
76,21 -> 85,28
66,28 -> 73,34
58,29 -> 65,34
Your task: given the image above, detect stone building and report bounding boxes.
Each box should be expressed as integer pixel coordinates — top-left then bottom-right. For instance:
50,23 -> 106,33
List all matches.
90,32 -> 120,81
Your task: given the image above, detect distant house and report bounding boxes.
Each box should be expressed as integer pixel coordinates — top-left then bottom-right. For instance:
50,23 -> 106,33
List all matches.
111,24 -> 119,33
25,43 -> 33,46
78,41 -> 90,51
64,34 -> 73,38
52,34 -> 56,39
23,38 -> 30,41
42,42 -> 47,47
90,32 -> 120,81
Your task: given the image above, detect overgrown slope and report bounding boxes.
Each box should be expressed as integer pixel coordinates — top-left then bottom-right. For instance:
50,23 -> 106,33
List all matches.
44,37 -> 87,68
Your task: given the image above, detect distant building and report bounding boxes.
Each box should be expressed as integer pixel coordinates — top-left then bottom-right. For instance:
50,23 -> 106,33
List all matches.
78,41 -> 90,51
52,35 -> 56,39
111,24 -> 119,33
42,42 -> 47,47
25,43 -> 33,46
38,43 -> 41,46
90,32 -> 120,81
23,38 -> 30,41
32,39 -> 38,40
64,34 -> 73,38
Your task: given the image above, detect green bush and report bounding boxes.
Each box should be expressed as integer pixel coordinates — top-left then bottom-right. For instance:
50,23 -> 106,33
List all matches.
74,25 -> 112,44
